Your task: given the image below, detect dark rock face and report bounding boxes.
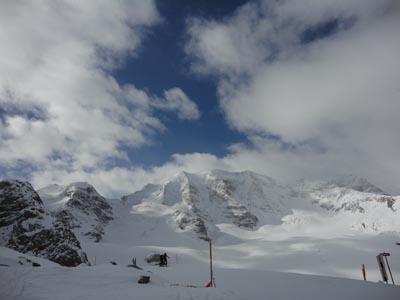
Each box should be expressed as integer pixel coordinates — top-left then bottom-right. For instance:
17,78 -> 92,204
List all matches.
63,184 -> 113,225
8,222 -> 88,267
192,218 -> 209,241
174,210 -> 209,240
0,180 -> 88,267
52,183 -> 113,242
231,210 -> 259,229
0,180 -> 44,227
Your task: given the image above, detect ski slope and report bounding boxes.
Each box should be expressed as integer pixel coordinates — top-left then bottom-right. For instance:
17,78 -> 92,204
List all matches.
0,245 -> 399,300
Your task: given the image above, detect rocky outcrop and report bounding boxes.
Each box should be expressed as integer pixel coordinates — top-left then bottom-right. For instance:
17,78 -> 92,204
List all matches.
0,180 -> 88,267
173,210 -> 209,240
62,183 -> 112,224
0,180 -> 44,227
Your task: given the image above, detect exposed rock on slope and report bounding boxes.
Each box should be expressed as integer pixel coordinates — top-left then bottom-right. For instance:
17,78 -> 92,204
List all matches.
0,180 -> 88,266
38,182 -> 113,242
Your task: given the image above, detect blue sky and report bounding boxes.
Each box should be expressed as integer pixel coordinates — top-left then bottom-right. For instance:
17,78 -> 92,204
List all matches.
113,0 -> 249,167
113,0 -> 341,168
0,0 -> 399,196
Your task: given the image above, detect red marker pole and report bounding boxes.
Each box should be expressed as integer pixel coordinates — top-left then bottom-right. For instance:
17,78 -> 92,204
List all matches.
209,239 -> 213,287
362,264 -> 366,281
205,239 -> 214,288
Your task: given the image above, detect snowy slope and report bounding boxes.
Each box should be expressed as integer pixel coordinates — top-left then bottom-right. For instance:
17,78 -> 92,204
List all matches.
96,170 -> 400,281
105,170 -> 400,281
0,244 -> 399,300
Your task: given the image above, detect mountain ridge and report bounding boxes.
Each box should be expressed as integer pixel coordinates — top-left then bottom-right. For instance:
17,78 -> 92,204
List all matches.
38,182 -> 113,242
1,170 -> 399,266
120,170 -> 399,239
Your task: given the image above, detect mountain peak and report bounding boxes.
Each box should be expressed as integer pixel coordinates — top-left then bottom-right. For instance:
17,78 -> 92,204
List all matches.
328,175 -> 387,195
123,169 -> 291,240
65,182 -> 96,191
296,175 -> 387,195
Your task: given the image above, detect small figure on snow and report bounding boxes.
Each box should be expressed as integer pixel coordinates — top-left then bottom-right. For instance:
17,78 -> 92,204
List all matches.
128,257 -> 142,270
159,252 -> 169,266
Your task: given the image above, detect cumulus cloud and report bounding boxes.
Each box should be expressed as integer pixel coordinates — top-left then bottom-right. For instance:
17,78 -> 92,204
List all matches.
0,0 -> 161,166
2,0 -> 399,197
185,0 -> 400,193
0,0 -> 202,193
31,152 -> 226,196
153,87 -> 201,120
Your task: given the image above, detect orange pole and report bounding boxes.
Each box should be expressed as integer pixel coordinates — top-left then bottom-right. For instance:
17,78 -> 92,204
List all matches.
362,264 -> 366,281
209,239 -> 213,287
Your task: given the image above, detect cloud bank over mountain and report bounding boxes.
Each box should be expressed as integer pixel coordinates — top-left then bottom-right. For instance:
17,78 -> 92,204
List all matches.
184,0 -> 400,194
1,0 -> 399,196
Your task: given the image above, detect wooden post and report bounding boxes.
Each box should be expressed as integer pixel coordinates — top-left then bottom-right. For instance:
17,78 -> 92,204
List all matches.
362,264 -> 366,281
383,255 -> 395,285
377,254 -> 388,283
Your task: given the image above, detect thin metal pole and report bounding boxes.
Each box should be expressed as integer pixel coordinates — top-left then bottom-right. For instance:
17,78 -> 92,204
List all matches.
362,264 -> 366,281
209,239 -> 213,287
384,255 -> 395,285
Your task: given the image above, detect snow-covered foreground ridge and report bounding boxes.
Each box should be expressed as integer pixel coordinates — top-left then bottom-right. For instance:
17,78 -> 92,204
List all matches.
1,170 -> 400,299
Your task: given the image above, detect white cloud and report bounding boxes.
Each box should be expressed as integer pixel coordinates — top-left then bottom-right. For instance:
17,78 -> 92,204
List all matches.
31,152 -> 227,196
0,1 -> 200,190
0,0 -> 161,165
185,2 -> 277,77
153,87 -> 201,120
3,0 -> 399,197
184,0 -> 400,194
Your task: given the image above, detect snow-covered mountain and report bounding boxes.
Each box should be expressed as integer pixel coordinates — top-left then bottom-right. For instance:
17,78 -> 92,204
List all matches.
38,182 -> 113,242
297,179 -> 399,232
0,180 -> 88,266
1,170 -> 399,268
122,170 -> 292,239
1,171 -> 400,300
122,170 -> 399,239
